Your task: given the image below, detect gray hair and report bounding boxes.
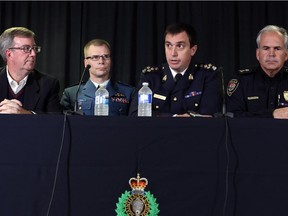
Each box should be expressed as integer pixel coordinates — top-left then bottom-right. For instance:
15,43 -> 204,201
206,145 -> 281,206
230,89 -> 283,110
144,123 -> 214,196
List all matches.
256,25 -> 288,49
0,27 -> 35,62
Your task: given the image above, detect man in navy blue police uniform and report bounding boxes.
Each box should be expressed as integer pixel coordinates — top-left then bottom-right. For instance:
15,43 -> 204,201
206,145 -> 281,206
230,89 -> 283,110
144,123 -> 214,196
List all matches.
227,25 -> 288,118
129,22 -> 222,117
61,39 -> 135,116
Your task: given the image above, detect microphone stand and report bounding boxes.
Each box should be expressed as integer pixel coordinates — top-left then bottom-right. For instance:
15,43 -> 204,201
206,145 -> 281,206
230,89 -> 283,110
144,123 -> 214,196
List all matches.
214,66 -> 233,118
72,64 -> 91,115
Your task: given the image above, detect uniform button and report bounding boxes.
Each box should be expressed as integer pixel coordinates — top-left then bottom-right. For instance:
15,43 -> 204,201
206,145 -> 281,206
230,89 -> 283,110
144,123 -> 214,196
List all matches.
173,97 -> 177,101
195,103 -> 198,107
155,106 -> 159,109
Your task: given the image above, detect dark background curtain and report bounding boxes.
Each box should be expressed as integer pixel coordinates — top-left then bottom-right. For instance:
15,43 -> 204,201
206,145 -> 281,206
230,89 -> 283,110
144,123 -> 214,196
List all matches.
1,1 -> 288,95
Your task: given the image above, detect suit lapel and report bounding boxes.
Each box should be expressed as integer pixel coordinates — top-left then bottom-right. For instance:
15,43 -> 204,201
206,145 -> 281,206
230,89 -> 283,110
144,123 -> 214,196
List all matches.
161,64 -> 176,92
172,64 -> 195,93
173,71 -> 191,93
82,79 -> 117,99
0,67 -> 9,101
106,80 -> 117,97
82,79 -> 97,98
23,72 -> 40,110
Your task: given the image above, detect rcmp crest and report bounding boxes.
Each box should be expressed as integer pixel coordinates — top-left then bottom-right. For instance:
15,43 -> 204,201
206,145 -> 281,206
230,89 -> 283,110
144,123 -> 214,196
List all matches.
227,79 -> 239,96
115,173 -> 160,216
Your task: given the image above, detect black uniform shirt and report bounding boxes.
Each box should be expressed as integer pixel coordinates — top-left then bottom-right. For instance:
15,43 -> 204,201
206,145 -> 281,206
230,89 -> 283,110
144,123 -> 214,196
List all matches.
226,65 -> 288,117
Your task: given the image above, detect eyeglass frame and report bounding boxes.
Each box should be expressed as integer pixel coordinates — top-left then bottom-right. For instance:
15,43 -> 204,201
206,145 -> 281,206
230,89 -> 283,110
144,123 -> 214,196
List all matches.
8,45 -> 41,54
85,54 -> 111,61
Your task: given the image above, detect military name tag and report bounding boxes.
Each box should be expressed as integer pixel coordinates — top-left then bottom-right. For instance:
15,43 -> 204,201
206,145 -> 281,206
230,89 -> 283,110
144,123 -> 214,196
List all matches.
247,96 -> 259,100
153,94 -> 166,101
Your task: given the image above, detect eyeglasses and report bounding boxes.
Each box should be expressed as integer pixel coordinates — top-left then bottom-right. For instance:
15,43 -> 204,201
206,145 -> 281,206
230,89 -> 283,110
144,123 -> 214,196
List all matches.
85,54 -> 110,61
9,46 -> 41,53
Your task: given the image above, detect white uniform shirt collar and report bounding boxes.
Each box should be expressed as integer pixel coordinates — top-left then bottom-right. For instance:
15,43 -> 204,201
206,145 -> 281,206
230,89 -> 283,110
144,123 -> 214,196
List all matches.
91,79 -> 110,89
169,66 -> 187,78
6,66 -> 28,94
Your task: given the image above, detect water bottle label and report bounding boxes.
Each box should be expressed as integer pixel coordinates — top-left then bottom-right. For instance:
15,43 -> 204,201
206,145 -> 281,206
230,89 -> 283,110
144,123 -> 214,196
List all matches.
96,96 -> 109,104
138,94 -> 152,104
103,98 -> 109,105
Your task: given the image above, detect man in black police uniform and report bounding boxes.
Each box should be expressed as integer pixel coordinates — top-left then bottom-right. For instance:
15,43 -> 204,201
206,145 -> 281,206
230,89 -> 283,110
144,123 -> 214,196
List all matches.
227,25 -> 288,118
129,22 -> 222,117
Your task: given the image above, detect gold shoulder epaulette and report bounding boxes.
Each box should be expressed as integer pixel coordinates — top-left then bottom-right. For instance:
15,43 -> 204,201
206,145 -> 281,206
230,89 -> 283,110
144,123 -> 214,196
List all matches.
142,66 -> 160,73
195,63 -> 217,71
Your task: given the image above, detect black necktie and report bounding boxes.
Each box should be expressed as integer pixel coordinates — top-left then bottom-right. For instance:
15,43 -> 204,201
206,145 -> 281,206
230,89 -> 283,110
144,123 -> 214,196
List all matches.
175,73 -> 182,82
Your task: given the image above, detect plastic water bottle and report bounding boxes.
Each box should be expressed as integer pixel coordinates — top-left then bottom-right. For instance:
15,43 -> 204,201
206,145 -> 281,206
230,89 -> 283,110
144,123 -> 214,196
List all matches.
138,82 -> 152,117
94,86 -> 109,116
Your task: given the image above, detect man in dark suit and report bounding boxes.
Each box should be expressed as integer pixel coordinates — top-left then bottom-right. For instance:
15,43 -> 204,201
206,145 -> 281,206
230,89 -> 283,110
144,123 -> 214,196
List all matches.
61,39 -> 135,116
0,27 -> 62,114
129,22 -> 222,117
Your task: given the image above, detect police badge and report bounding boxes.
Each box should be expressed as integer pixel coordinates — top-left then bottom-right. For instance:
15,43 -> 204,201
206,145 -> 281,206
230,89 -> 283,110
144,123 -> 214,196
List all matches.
227,79 -> 239,96
115,173 -> 160,216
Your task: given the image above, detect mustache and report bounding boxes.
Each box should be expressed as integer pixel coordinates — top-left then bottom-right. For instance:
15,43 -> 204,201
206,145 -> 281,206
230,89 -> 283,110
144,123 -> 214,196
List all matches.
265,58 -> 278,62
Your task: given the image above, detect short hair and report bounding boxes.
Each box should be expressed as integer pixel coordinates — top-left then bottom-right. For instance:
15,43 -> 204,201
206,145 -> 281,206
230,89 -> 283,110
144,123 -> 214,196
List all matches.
84,39 -> 111,58
256,25 -> 288,49
164,22 -> 197,47
0,27 -> 35,62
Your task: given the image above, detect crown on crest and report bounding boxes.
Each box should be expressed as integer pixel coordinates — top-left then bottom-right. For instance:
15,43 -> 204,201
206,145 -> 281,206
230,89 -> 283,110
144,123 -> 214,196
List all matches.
129,173 -> 148,191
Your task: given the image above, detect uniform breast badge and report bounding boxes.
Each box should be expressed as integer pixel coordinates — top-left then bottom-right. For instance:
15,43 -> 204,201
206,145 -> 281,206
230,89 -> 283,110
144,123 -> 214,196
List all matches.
227,79 -> 239,96
283,91 -> 288,102
115,173 -> 160,216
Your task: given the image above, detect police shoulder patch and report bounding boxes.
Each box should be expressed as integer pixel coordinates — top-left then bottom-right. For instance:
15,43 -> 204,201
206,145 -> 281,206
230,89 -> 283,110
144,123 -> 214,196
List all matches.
142,66 -> 160,73
227,79 -> 239,96
195,63 -> 217,71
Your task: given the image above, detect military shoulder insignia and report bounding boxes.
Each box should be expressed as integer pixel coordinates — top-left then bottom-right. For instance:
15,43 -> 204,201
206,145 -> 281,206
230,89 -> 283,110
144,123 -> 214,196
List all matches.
142,66 -> 160,73
227,79 -> 239,96
115,173 -> 160,216
195,63 -> 217,71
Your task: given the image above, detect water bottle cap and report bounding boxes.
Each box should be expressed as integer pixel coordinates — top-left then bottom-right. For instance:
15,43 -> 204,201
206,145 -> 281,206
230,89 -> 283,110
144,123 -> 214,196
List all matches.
142,82 -> 149,86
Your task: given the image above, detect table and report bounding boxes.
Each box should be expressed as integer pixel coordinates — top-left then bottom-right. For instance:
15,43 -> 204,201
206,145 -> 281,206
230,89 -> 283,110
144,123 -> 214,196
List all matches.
0,115 -> 287,216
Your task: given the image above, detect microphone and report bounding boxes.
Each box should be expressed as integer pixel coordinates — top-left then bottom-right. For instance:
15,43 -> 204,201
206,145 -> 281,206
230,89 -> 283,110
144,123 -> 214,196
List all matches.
214,66 -> 233,118
73,64 -> 91,114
